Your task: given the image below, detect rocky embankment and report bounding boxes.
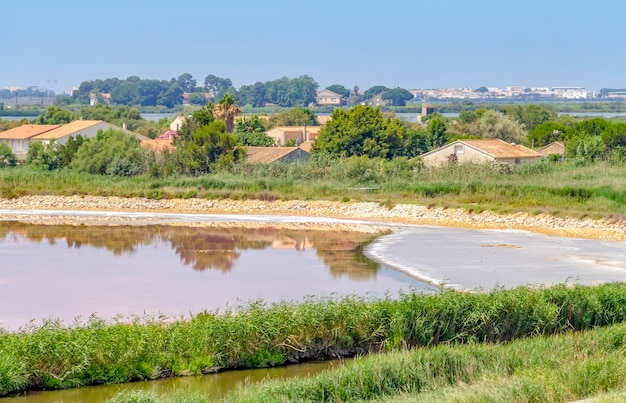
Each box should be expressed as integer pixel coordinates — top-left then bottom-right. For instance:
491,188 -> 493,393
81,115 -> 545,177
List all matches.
0,195 -> 625,240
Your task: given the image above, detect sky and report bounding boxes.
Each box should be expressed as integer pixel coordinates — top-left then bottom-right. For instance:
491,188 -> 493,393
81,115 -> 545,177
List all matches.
2,0 -> 625,94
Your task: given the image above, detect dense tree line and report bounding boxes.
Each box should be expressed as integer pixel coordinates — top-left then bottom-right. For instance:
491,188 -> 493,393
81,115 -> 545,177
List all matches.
70,73 -> 415,109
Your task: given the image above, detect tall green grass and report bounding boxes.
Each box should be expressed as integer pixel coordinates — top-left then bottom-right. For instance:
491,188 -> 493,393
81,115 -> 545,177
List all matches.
3,283 -> 626,395
2,159 -> 626,219
224,322 -> 626,402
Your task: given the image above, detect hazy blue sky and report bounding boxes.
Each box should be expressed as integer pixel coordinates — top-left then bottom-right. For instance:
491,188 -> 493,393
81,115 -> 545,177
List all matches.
2,1 -> 624,93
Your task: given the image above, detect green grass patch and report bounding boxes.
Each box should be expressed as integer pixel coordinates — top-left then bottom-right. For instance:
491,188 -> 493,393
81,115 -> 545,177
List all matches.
3,283 -> 626,395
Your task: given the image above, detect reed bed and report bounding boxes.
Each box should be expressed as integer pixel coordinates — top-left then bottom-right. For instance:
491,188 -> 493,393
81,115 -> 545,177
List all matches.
223,322 -> 626,402
3,283 -> 626,396
2,160 -> 626,219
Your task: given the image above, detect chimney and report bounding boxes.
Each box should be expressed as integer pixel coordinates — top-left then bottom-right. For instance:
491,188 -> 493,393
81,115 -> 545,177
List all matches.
122,122 -> 127,130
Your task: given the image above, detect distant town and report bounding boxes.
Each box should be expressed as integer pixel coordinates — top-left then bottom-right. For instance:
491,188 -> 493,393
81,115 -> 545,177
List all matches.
2,80 -> 626,110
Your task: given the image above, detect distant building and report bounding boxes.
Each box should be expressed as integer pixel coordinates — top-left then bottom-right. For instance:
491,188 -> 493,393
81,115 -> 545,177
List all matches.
315,89 -> 343,106
551,87 -> 588,99
245,146 -> 310,164
0,124 -> 60,160
420,139 -> 543,167
537,141 -> 565,159
265,126 -> 321,146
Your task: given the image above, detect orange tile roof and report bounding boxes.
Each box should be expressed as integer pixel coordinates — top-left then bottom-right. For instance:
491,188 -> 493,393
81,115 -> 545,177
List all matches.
460,139 -> 543,158
0,124 -> 60,140
32,120 -> 104,140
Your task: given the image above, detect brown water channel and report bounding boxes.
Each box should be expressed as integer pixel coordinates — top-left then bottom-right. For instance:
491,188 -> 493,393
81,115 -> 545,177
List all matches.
3,360 -> 343,402
0,221 -> 431,331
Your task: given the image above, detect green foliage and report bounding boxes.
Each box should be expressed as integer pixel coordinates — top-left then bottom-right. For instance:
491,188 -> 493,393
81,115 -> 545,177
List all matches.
226,323 -> 626,403
5,284 -> 626,396
234,115 -> 266,133
313,106 -> 409,159
34,105 -> 76,124
187,93 -> 207,106
69,129 -> 148,176
25,141 -> 61,170
173,120 -> 244,175
427,114 -> 448,148
0,143 -> 17,168
381,88 -> 414,106
528,121 -> 568,146
364,85 -> 390,99
504,104 -> 557,131
235,132 -> 275,146
267,108 -> 316,128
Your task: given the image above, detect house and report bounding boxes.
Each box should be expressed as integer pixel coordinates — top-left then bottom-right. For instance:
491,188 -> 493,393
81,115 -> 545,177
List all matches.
315,89 -> 343,106
537,141 -> 565,159
0,124 -> 60,159
169,116 -> 188,131
420,139 -> 543,167
245,146 -> 310,164
31,120 -> 148,145
265,126 -> 322,146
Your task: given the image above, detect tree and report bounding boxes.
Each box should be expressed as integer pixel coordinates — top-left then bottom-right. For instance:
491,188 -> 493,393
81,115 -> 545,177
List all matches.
0,143 -> 17,167
213,93 -> 242,133
475,110 -> 526,143
427,115 -> 448,148
267,108 -> 316,128
174,120 -> 245,175
235,115 -> 266,133
528,122 -> 568,147
312,105 -> 408,159
474,86 -> 489,93
70,129 -> 149,176
204,75 -> 233,98
381,88 -> 414,106
188,93 -> 208,106
36,106 -> 75,124
177,73 -> 197,92
158,83 -> 184,108
25,141 -> 61,170
235,132 -> 275,147
363,85 -> 389,99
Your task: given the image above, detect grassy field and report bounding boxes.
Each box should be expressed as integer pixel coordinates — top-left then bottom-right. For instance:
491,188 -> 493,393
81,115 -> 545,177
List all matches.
3,284 -> 626,396
106,322 -> 626,402
2,159 -> 626,220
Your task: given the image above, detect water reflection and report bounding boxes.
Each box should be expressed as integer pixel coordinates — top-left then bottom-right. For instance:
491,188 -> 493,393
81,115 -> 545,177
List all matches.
0,222 -> 379,275
0,222 -> 428,330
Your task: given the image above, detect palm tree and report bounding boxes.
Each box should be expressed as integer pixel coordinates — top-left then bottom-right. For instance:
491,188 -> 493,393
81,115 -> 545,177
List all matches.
213,93 -> 241,133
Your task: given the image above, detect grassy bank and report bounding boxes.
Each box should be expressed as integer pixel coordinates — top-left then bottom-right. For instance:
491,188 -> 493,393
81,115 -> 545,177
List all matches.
3,283 -> 626,396
2,160 -> 626,220
223,322 -> 626,402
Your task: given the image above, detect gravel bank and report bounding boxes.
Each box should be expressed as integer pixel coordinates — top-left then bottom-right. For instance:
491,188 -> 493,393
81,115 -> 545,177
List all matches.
0,195 -> 625,240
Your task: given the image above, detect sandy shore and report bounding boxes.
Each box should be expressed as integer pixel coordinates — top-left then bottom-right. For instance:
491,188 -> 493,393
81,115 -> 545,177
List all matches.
0,195 -> 625,241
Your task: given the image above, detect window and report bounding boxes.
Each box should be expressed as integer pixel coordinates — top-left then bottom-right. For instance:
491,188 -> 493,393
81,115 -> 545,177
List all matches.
515,158 -> 521,164
454,145 -> 464,154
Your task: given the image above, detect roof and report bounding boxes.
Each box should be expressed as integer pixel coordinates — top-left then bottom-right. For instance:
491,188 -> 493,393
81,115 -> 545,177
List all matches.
246,146 -> 309,163
459,139 -> 543,158
316,89 -> 342,98
0,124 -> 60,140
266,126 -> 322,134
537,141 -> 565,155
299,141 -> 313,153
422,139 -> 542,159
32,120 -> 105,140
